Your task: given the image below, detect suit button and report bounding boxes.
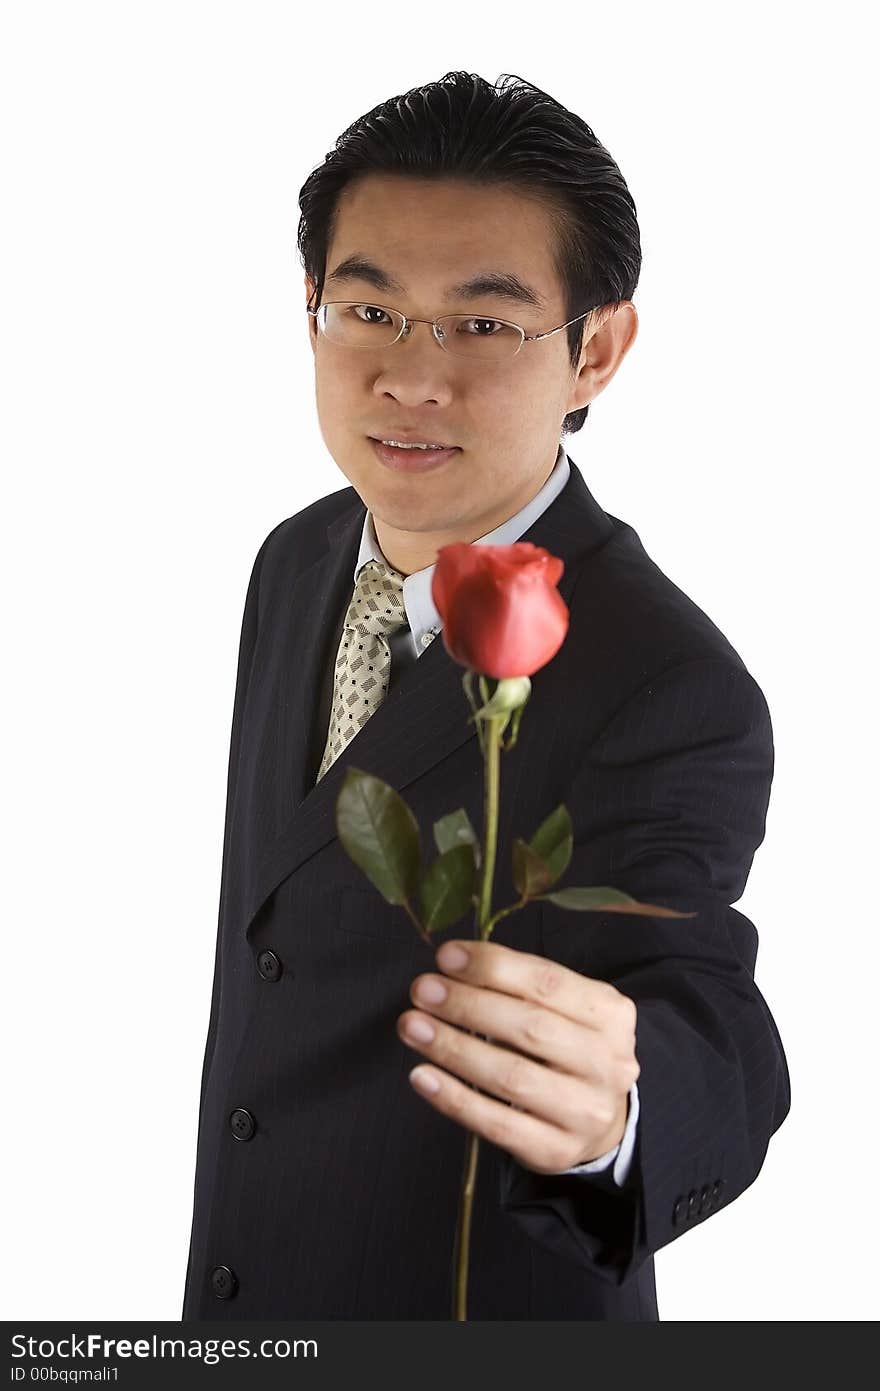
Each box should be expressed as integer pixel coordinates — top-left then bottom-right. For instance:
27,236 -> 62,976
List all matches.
229,1107 -> 256,1141
210,1265 -> 238,1299
256,949 -> 282,982
686,1189 -> 699,1219
698,1185 -> 711,1215
672,1197 -> 684,1226
713,1178 -> 725,1201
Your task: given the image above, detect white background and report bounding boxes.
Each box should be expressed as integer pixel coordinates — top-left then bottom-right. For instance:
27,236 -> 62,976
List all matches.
2,0 -> 876,1323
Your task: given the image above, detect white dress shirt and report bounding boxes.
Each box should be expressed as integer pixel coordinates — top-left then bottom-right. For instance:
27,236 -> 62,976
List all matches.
350,441 -> 639,1186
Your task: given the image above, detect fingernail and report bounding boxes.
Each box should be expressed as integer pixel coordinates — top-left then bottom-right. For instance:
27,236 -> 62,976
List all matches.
410,1067 -> 440,1093
405,1016 -> 435,1043
437,943 -> 469,971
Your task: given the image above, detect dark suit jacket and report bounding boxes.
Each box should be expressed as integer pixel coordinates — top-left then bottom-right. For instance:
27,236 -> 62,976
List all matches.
180,456 -> 790,1320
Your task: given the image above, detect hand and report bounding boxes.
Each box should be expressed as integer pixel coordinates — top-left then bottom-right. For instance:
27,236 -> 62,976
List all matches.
396,938 -> 639,1175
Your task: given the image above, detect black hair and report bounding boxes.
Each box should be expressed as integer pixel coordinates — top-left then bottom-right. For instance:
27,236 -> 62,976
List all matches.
297,71 -> 641,436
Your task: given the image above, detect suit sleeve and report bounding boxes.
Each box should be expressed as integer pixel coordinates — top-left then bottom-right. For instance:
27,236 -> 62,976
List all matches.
498,657 -> 791,1286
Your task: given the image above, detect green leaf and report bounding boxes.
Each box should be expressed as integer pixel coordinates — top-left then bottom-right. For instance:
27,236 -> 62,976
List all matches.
433,808 -> 481,870
539,885 -> 699,918
512,838 -> 553,897
419,844 -> 478,934
335,767 -> 422,906
528,804 -> 572,886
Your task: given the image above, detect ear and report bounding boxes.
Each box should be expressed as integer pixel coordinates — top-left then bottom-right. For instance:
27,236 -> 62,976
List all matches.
565,301 -> 639,415
305,274 -> 318,354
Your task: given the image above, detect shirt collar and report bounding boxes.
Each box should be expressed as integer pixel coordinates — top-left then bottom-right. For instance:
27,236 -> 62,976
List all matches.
352,442 -> 572,657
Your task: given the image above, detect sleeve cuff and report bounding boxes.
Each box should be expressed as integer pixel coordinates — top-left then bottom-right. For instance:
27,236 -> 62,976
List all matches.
555,1080 -> 640,1186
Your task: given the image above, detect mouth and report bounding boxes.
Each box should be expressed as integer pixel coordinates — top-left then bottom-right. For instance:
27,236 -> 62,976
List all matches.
368,437 -> 461,472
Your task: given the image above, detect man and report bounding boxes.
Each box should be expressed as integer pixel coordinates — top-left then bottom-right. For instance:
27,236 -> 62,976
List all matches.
181,72 -> 789,1320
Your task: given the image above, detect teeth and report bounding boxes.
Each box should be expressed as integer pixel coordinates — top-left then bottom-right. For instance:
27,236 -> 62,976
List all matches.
380,440 -> 449,450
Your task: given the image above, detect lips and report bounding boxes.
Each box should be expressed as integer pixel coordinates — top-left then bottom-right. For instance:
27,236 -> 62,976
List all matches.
369,436 -> 458,449
368,437 -> 461,472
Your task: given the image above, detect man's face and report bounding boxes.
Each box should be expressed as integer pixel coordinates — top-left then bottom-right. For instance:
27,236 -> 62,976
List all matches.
305,174 -> 635,575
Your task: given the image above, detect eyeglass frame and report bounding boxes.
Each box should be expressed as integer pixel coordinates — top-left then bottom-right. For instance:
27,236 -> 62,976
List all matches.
305,291 -> 606,361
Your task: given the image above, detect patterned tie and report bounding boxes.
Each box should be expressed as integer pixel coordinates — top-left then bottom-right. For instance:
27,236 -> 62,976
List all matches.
316,558 -> 410,781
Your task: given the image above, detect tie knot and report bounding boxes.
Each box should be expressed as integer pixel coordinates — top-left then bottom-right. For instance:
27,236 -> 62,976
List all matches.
345,559 -> 407,637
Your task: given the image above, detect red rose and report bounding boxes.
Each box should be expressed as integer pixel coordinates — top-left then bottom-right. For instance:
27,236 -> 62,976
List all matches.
431,541 -> 569,678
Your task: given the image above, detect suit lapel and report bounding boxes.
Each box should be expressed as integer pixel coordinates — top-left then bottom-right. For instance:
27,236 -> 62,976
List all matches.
242,456 -> 613,939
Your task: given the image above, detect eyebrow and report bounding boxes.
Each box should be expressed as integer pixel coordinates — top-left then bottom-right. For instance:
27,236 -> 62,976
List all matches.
323,254 -> 547,312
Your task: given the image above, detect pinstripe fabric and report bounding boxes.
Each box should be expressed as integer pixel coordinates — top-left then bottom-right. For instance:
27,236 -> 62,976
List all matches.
181,455 -> 790,1320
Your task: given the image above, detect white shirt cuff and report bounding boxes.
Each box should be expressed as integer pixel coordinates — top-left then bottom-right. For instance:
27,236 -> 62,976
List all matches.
556,1079 -> 640,1186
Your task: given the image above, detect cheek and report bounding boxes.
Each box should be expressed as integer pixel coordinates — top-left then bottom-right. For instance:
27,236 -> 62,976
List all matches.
313,370 -> 359,439
480,369 -> 548,424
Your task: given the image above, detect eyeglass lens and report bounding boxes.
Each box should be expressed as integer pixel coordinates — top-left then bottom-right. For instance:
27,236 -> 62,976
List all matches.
318,302 -> 524,361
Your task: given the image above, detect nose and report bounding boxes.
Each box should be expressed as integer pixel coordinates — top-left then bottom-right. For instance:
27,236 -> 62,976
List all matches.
374,319 -> 455,406
400,317 -> 445,347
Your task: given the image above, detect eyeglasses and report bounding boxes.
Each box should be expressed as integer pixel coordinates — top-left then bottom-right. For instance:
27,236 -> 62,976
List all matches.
306,296 -> 602,364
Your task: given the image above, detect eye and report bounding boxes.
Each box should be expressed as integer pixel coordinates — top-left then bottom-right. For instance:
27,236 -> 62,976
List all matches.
458,317 -> 505,336
351,304 -> 392,325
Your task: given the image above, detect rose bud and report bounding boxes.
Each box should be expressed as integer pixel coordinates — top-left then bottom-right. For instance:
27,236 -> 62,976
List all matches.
431,541 -> 569,678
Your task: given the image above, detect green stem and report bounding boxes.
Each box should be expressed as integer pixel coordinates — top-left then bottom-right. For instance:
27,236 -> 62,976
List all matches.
476,711 -> 502,935
452,695 -> 505,1321
452,1125 -> 480,1321
484,892 -> 530,938
402,898 -> 434,946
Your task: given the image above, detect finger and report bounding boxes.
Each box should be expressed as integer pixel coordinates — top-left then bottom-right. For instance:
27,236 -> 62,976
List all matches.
408,1063 -> 590,1176
410,974 -> 628,1086
435,938 -> 630,1038
398,1010 -> 624,1138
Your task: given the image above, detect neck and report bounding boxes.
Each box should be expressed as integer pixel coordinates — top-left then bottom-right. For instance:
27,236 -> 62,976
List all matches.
371,451 -> 560,577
